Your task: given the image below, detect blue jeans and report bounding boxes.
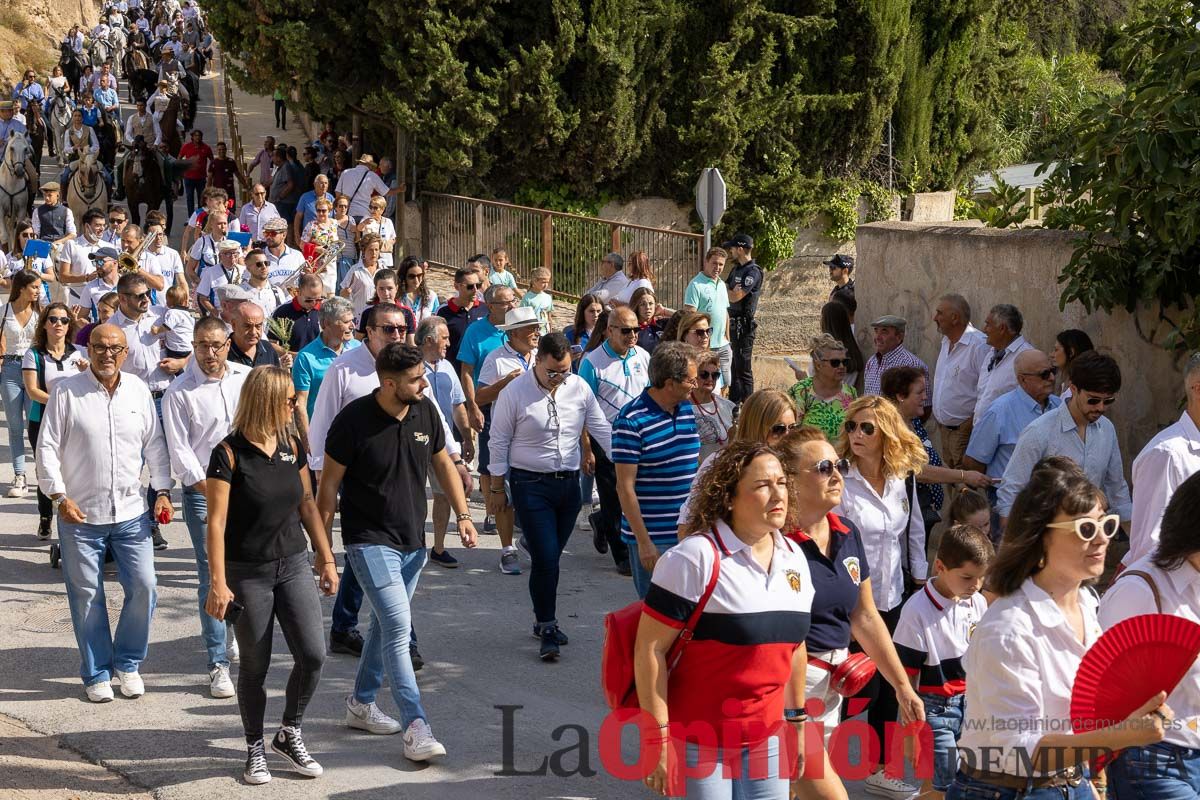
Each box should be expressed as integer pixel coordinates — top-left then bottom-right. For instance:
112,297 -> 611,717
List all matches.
183,176 -> 206,216
1109,742 -> 1200,799
509,468 -> 581,626
922,692 -> 965,791
0,357 -> 27,476
346,544 -> 428,728
59,515 -> 157,685
330,555 -> 364,635
946,771 -> 1093,800
182,487 -> 227,668
629,539 -> 673,600
674,737 -> 789,800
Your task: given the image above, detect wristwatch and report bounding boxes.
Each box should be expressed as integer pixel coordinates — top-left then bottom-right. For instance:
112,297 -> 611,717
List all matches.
52,495 -> 68,510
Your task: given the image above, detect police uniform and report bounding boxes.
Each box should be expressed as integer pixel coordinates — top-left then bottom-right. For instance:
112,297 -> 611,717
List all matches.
724,240 -> 763,404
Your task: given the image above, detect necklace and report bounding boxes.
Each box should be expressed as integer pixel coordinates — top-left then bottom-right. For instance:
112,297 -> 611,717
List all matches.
690,391 -> 728,443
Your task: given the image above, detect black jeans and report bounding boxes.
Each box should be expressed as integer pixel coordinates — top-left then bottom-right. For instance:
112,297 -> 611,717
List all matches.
27,419 -> 51,519
226,551 -> 325,742
590,439 -> 628,566
730,316 -> 757,404
274,99 -> 286,128
846,604 -> 903,767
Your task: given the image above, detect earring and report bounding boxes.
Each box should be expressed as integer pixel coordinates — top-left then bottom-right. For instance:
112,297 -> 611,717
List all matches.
1037,554 -> 1046,569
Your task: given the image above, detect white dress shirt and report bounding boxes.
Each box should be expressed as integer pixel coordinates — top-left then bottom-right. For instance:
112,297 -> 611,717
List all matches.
238,200 -> 281,240
335,165 -> 391,218
974,335 -> 1034,424
162,359 -> 249,487
1100,556 -> 1200,749
306,344 -> 458,471
1127,411 -> 1200,565
487,369 -> 612,475
37,369 -> 171,524
956,579 -> 1102,777
111,307 -> 173,392
835,465 -> 926,611
932,324 -> 990,427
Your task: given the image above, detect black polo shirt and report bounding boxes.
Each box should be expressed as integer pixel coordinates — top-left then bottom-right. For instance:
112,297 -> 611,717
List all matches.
325,391 -> 446,552
207,432 -> 309,563
726,258 -> 763,319
228,337 -> 281,367
271,298 -> 322,352
787,513 -> 872,652
436,297 -> 487,364
830,279 -> 855,311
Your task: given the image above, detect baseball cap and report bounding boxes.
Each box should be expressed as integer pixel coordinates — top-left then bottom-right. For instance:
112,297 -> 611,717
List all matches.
89,247 -> 121,261
722,233 -> 754,250
871,315 -> 907,331
824,254 -> 855,270
215,284 -> 252,303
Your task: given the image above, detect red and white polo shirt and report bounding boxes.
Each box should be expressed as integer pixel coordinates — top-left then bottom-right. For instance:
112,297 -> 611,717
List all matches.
892,578 -> 986,697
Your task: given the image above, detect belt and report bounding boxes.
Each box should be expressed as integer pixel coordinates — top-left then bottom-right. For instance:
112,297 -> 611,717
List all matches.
509,467 -> 579,481
960,765 -> 1083,790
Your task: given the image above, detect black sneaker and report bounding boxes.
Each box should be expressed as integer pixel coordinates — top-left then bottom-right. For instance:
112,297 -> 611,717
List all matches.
539,626 -> 560,662
270,726 -> 323,777
151,527 -> 168,550
36,516 -> 51,540
589,511 -> 607,554
243,739 -> 271,785
330,629 -> 364,656
615,558 -> 632,577
532,624 -> 568,646
410,644 -> 424,672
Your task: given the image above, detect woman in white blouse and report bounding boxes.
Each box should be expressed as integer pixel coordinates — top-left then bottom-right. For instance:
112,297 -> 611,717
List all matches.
0,270 -> 45,499
1100,469 -> 1200,799
834,394 -> 927,796
354,196 -> 396,268
950,457 -> 1172,800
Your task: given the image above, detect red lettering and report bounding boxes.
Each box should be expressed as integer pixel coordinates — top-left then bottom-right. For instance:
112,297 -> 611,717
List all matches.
597,708 -> 661,782
828,719 -> 878,781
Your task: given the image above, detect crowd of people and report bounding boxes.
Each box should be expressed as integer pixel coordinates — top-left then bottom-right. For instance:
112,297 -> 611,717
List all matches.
1,10 -> 1197,800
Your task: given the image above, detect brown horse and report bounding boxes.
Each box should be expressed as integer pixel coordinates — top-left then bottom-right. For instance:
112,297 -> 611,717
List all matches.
122,139 -> 172,231
160,94 -> 182,158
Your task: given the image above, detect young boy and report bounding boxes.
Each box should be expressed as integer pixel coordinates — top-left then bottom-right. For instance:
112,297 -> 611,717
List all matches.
488,247 -> 519,295
519,267 -> 554,333
892,524 -> 994,799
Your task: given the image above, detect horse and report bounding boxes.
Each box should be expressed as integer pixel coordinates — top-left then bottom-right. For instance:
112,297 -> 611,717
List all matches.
66,153 -> 109,223
127,65 -> 158,105
58,43 -> 85,100
121,138 -> 172,231
181,70 -> 199,130
160,94 -> 182,157
0,133 -> 34,254
95,109 -> 122,170
46,91 -> 73,159
24,103 -> 46,177
89,37 -> 113,70
107,27 -> 128,77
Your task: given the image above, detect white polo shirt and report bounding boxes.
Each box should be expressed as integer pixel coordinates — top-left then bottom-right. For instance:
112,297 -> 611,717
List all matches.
893,579 -> 987,696
477,342 -> 534,388
61,236 -> 104,304
264,245 -> 306,286
933,324 -> 990,428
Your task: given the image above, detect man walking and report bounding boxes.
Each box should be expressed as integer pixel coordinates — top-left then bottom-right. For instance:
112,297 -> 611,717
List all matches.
932,294 -> 990,467
682,247 -> 731,389
862,315 -> 932,407
292,296 -> 359,445
162,316 -> 249,698
973,303 -> 1033,424
37,325 -> 173,702
435,267 -> 486,364
723,233 -> 763,404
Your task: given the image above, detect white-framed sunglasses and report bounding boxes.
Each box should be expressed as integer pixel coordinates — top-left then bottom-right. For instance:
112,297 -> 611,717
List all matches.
1045,514 -> 1120,542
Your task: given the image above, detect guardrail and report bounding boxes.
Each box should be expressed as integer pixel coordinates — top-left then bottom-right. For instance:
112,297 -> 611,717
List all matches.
420,192 -> 704,307
217,48 -> 250,201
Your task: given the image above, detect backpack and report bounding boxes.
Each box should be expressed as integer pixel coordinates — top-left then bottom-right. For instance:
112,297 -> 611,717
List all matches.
601,533 -> 720,710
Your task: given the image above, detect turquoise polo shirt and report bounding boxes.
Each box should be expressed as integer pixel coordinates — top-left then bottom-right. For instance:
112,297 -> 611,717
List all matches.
292,336 -> 361,416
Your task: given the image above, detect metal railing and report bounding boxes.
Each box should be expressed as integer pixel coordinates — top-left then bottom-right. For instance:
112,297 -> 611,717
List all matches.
421,193 -> 704,308
218,49 -> 251,200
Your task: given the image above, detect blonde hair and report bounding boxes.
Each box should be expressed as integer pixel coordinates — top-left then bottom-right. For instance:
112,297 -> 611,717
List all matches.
530,267 -> 551,282
232,366 -> 294,444
835,395 -> 928,480
809,332 -> 845,361
165,283 -> 189,309
732,388 -> 797,444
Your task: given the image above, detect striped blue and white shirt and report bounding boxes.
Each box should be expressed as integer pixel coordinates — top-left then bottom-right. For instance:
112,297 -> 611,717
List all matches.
612,389 -> 700,546
579,342 -> 650,422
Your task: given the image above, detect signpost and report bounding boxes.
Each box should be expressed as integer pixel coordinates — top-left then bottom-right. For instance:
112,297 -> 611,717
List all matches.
695,167 -> 727,253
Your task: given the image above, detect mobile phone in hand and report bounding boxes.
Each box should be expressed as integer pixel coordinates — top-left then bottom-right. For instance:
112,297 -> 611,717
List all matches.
224,599 -> 245,625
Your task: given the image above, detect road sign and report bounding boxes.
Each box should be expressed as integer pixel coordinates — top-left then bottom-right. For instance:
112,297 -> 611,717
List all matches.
696,167 -> 727,253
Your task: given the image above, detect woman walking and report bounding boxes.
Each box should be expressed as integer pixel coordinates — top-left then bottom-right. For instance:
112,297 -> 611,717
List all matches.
0,271 -> 45,499
204,367 -> 340,785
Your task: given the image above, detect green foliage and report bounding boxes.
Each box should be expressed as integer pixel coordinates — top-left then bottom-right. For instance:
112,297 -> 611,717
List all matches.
999,0 -> 1142,57
974,174 -> 1031,228
821,180 -> 895,242
1039,1 -> 1200,351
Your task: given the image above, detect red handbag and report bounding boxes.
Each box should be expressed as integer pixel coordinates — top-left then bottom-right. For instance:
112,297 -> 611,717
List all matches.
808,652 -> 877,698
601,534 -> 721,711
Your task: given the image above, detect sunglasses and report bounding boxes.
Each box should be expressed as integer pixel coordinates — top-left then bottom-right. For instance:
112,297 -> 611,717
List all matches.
698,370 -> 720,380
689,328 -> 713,338
844,419 -> 877,436
122,291 -> 151,302
463,282 -> 480,290
372,324 -> 407,335
769,422 -> 803,437
1084,394 -> 1117,407
545,368 -> 570,380
614,326 -> 639,335
820,357 -> 850,368
810,458 -> 851,478
46,316 -> 70,325
1020,368 -> 1058,381
1045,514 -> 1120,542
247,260 -> 268,268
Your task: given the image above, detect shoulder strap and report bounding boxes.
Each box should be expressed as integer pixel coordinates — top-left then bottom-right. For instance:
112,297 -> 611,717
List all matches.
665,531 -> 722,669
1118,569 -> 1163,614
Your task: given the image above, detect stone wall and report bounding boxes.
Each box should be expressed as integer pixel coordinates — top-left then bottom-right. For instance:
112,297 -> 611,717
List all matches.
853,221 -> 1182,461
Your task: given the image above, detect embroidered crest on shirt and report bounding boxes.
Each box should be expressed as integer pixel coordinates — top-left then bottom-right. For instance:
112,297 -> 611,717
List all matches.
843,556 -> 862,586
414,431 -> 429,445
785,569 -> 803,593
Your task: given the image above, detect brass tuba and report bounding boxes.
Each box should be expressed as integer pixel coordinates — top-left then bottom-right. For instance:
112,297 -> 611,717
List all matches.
282,240 -> 343,294
118,230 -> 159,274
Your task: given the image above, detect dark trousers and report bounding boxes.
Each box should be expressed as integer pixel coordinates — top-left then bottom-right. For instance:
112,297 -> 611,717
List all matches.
143,393 -> 168,531
846,604 -> 903,767
509,468 -> 582,626
590,439 -> 628,566
274,99 -> 286,128
182,177 -> 206,217
225,551 -> 326,742
27,419 -> 50,518
730,316 -> 757,404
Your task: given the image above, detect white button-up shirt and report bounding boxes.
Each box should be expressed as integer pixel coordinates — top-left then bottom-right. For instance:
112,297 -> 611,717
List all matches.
161,359 -> 250,487
36,368 -> 171,524
974,335 -> 1034,424
487,369 -> 611,475
307,344 -> 458,471
1100,557 -> 1200,749
956,578 -> 1102,777
1127,410 -> 1200,565
932,324 -> 990,427
111,307 -> 173,392
238,200 -> 282,240
835,465 -> 925,612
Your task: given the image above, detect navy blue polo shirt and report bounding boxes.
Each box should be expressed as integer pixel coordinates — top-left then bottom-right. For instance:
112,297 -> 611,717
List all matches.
726,258 -> 763,319
787,513 -> 871,652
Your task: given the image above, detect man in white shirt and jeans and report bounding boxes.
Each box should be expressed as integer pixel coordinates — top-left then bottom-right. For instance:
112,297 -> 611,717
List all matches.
931,293 -> 990,468
162,316 -> 250,699
37,325 -> 173,703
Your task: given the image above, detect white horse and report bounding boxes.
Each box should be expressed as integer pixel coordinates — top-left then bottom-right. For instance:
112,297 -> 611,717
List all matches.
66,152 -> 109,223
47,92 -> 73,159
107,27 -> 128,76
89,36 -> 113,69
0,132 -> 34,254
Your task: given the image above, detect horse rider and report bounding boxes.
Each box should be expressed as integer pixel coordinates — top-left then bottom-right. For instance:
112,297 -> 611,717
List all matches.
113,99 -> 164,201
64,25 -> 85,56
94,75 -> 122,126
91,19 -> 112,44
59,108 -> 111,191
157,49 -> 185,81
12,70 -> 45,115
148,77 -> 188,130
32,183 -> 76,248
0,101 -> 29,161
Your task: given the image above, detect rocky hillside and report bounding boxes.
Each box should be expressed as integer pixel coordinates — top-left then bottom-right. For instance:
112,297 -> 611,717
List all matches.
0,0 -> 97,91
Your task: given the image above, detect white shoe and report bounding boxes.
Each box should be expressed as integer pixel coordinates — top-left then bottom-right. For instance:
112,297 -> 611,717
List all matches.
114,669 -> 144,698
85,680 -> 114,703
402,718 -> 447,761
209,664 -> 234,698
345,697 -> 402,734
7,475 -> 27,498
863,770 -> 918,799
227,630 -> 239,664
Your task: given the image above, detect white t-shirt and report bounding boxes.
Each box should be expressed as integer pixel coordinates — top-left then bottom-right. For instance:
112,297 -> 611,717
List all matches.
335,165 -> 391,218
79,278 -> 119,322
22,347 -> 87,397
61,236 -> 104,304
160,308 -> 195,353
196,264 -> 241,310
0,303 -> 39,356
340,263 -> 378,316
264,246 -> 306,286
189,234 -> 225,273
613,277 -> 652,307
146,246 -> 185,307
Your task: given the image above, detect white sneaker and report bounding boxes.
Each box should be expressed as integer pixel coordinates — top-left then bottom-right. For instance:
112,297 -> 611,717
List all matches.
227,630 -> 239,664
345,697 -> 402,734
209,665 -> 235,698
863,770 -> 918,799
115,669 -> 144,698
402,718 -> 447,761
85,680 -> 114,703
499,546 -> 521,575
7,475 -> 27,498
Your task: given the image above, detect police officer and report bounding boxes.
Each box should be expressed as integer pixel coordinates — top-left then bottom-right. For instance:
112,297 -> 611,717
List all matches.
722,233 -> 763,405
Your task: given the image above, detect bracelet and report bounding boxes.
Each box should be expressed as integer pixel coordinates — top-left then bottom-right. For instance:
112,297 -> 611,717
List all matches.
959,469 -> 965,482
456,512 -> 472,522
